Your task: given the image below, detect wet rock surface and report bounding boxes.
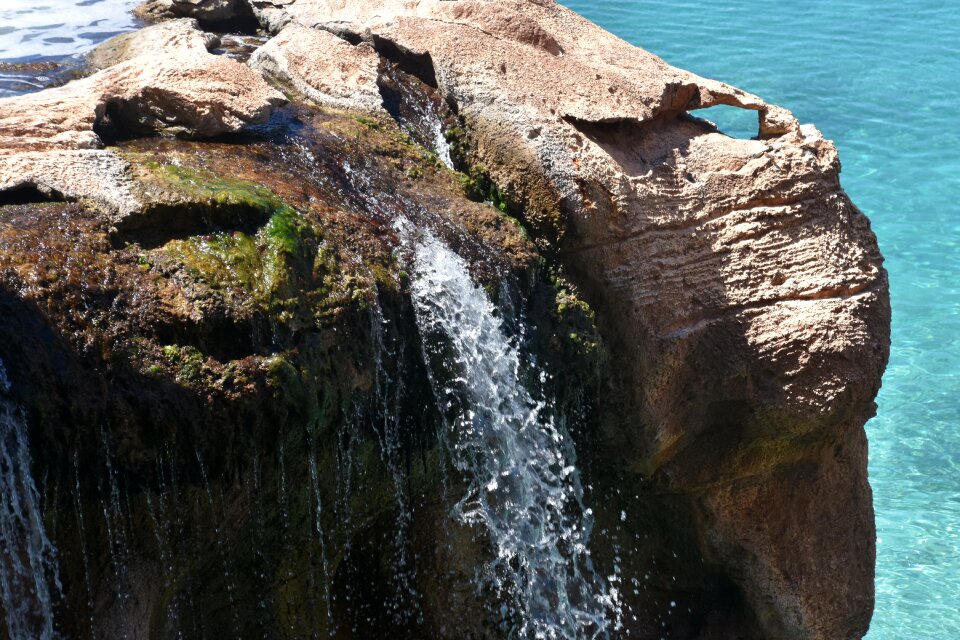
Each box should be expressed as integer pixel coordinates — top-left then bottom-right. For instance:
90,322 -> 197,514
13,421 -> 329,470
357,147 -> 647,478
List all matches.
0,1 -> 889,639
135,0 -> 258,30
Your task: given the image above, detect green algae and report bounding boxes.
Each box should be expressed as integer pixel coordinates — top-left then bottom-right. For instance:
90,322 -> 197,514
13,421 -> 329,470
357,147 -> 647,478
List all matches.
443,125 -> 469,160
143,164 -> 312,306
161,344 -> 207,384
520,266 -> 606,414
264,353 -> 300,391
458,165 -> 510,214
148,162 -> 286,214
555,288 -> 600,352
354,115 -> 383,130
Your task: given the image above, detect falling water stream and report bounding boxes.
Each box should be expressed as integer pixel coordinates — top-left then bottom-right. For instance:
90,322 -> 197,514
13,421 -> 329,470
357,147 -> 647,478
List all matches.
399,221 -> 612,639
0,360 -> 62,640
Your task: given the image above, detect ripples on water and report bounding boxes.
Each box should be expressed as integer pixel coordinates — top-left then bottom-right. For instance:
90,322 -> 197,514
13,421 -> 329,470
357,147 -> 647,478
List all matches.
561,1 -> 960,638
0,0 -> 140,95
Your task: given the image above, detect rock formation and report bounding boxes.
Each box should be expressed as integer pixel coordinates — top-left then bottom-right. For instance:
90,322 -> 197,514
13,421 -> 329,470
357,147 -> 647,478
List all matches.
135,0 -> 256,27
0,2 -> 889,639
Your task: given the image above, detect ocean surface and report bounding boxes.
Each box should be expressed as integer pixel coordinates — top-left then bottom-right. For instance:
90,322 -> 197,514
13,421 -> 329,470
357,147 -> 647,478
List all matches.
0,0 -> 140,95
1,1 -> 958,638
0,0 -> 140,59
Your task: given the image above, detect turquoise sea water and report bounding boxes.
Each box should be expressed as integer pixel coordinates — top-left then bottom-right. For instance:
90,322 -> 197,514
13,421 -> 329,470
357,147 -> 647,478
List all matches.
1,1 -> 957,637
561,1 -> 960,637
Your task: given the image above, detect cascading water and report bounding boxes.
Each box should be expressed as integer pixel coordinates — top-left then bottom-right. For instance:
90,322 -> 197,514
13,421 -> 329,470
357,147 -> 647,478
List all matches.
429,115 -> 455,170
398,221 -> 613,639
377,61 -> 455,170
0,360 -> 62,640
366,300 -> 422,625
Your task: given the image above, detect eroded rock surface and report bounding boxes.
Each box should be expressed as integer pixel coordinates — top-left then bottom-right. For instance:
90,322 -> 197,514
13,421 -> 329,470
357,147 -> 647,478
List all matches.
249,23 -> 385,113
0,1 -> 889,639
244,1 -> 889,638
0,19 -> 283,151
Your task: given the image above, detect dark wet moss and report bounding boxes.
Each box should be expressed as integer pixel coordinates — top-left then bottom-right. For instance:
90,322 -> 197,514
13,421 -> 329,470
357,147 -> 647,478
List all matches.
458,165 -> 510,214
155,199 -> 308,305
0,100 -> 610,640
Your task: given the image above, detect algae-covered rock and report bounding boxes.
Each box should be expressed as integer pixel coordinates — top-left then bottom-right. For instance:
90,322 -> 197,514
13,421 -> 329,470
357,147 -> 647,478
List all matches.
0,87 -> 560,638
0,2 -> 889,639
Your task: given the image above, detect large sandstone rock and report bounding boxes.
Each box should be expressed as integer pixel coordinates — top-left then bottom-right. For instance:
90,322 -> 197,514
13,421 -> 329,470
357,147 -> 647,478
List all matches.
249,23 -> 385,113
246,1 -> 890,638
85,17 -> 221,71
0,2 -> 889,638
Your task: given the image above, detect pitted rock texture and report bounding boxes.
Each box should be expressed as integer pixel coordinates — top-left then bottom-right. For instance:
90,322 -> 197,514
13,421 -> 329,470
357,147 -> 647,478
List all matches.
246,1 -> 890,638
85,17 -> 221,71
249,23 -> 386,114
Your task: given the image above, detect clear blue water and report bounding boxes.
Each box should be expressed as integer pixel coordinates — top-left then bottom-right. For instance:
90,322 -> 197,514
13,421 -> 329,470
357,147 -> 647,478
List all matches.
1,1 -> 957,637
560,1 -> 960,637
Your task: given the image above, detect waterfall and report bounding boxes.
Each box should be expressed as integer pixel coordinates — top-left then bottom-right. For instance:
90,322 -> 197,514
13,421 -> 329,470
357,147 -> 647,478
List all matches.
429,114 -> 455,170
0,360 -> 62,640
367,300 -> 422,625
399,222 -> 611,639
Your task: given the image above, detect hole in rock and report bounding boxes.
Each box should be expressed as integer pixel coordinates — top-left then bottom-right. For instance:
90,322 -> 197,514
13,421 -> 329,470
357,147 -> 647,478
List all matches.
370,35 -> 439,89
331,29 -> 363,47
92,99 -> 144,145
0,184 -> 66,206
111,202 -> 274,250
689,104 -> 759,139
189,1 -> 261,35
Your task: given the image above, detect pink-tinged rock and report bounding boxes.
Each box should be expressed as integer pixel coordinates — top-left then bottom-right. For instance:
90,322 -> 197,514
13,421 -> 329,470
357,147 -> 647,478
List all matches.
0,19 -> 285,151
249,23 -> 385,113
0,150 -> 144,219
248,1 -> 890,637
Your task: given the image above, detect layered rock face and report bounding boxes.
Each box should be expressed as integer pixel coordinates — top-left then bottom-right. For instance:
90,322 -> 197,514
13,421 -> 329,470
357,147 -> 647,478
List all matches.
0,2 -> 888,639
245,2 -> 887,636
